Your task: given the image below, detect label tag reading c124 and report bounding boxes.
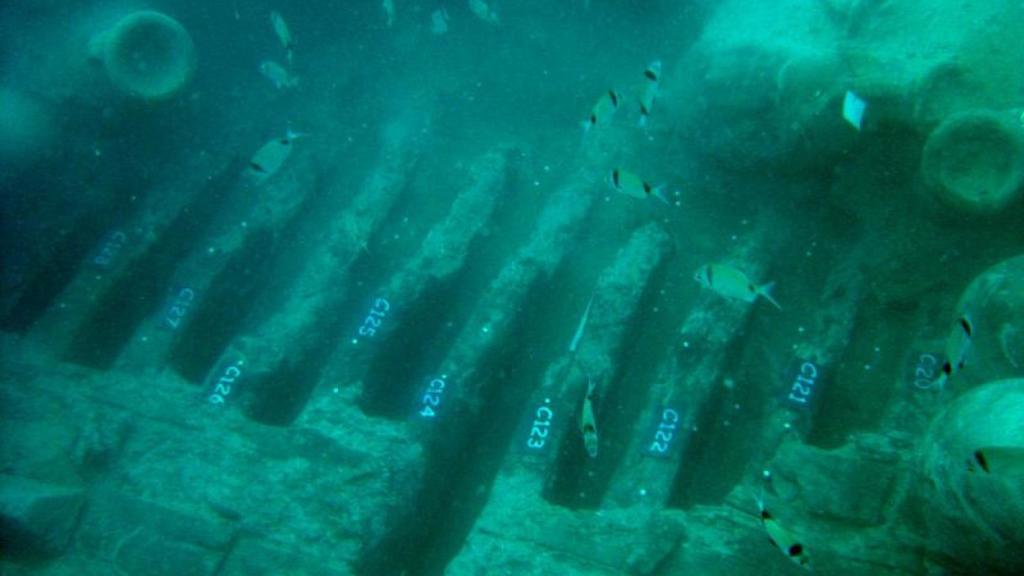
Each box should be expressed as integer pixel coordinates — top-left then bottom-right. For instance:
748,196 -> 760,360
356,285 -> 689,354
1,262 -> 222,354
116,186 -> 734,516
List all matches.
418,375 -> 447,419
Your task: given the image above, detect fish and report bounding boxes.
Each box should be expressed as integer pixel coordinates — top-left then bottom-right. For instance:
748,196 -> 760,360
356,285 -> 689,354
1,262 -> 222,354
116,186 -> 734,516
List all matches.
245,128 -> 305,184
468,0 -> 500,25
430,8 -> 450,35
582,89 -> 620,134
270,11 -> 294,64
569,296 -> 594,355
694,264 -> 781,309
580,377 -> 599,458
757,498 -> 811,569
638,60 -> 662,128
842,90 -> 867,131
934,313 -> 973,389
382,0 -> 396,27
966,446 -> 1024,476
609,168 -> 670,205
259,60 -> 298,90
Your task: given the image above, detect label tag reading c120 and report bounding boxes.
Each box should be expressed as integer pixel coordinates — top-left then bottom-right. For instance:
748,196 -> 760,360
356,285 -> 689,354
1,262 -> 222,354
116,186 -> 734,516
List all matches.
206,352 -> 246,405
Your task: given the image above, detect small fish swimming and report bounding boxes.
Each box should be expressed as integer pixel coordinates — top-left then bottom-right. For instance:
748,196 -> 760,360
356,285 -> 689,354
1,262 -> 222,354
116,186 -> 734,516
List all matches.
260,60 -> 298,90
967,446 -> 1024,476
582,89 -> 620,134
382,0 -> 396,28
580,377 -> 599,458
430,8 -> 450,35
245,128 -> 304,184
609,168 -> 670,205
270,11 -> 294,64
694,264 -> 781,309
935,313 -> 973,389
569,296 -> 594,355
843,90 -> 867,131
638,60 -> 662,128
468,0 -> 500,25
757,498 -> 811,569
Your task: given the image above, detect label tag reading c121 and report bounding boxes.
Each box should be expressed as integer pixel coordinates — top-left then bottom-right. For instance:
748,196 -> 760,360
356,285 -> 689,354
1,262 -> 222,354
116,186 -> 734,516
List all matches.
784,359 -> 823,409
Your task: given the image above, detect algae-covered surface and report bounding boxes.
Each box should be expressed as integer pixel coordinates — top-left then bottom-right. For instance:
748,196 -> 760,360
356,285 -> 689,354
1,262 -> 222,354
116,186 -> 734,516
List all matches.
2,1 -> 1024,575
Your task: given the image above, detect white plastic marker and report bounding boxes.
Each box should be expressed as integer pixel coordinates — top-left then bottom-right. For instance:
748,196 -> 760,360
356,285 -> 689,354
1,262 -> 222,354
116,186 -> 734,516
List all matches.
569,295 -> 594,354
842,90 -> 867,131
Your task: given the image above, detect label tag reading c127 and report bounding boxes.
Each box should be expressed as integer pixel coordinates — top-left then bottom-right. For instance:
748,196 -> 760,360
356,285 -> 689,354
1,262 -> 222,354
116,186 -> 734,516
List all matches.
162,286 -> 196,330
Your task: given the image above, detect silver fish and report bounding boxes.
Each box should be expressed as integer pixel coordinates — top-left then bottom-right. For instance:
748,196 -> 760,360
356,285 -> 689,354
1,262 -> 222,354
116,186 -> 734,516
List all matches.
259,60 -> 298,90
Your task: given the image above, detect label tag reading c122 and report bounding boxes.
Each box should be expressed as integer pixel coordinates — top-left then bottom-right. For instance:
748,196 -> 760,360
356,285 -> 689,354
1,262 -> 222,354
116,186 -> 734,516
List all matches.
785,359 -> 821,408
646,406 -> 682,458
